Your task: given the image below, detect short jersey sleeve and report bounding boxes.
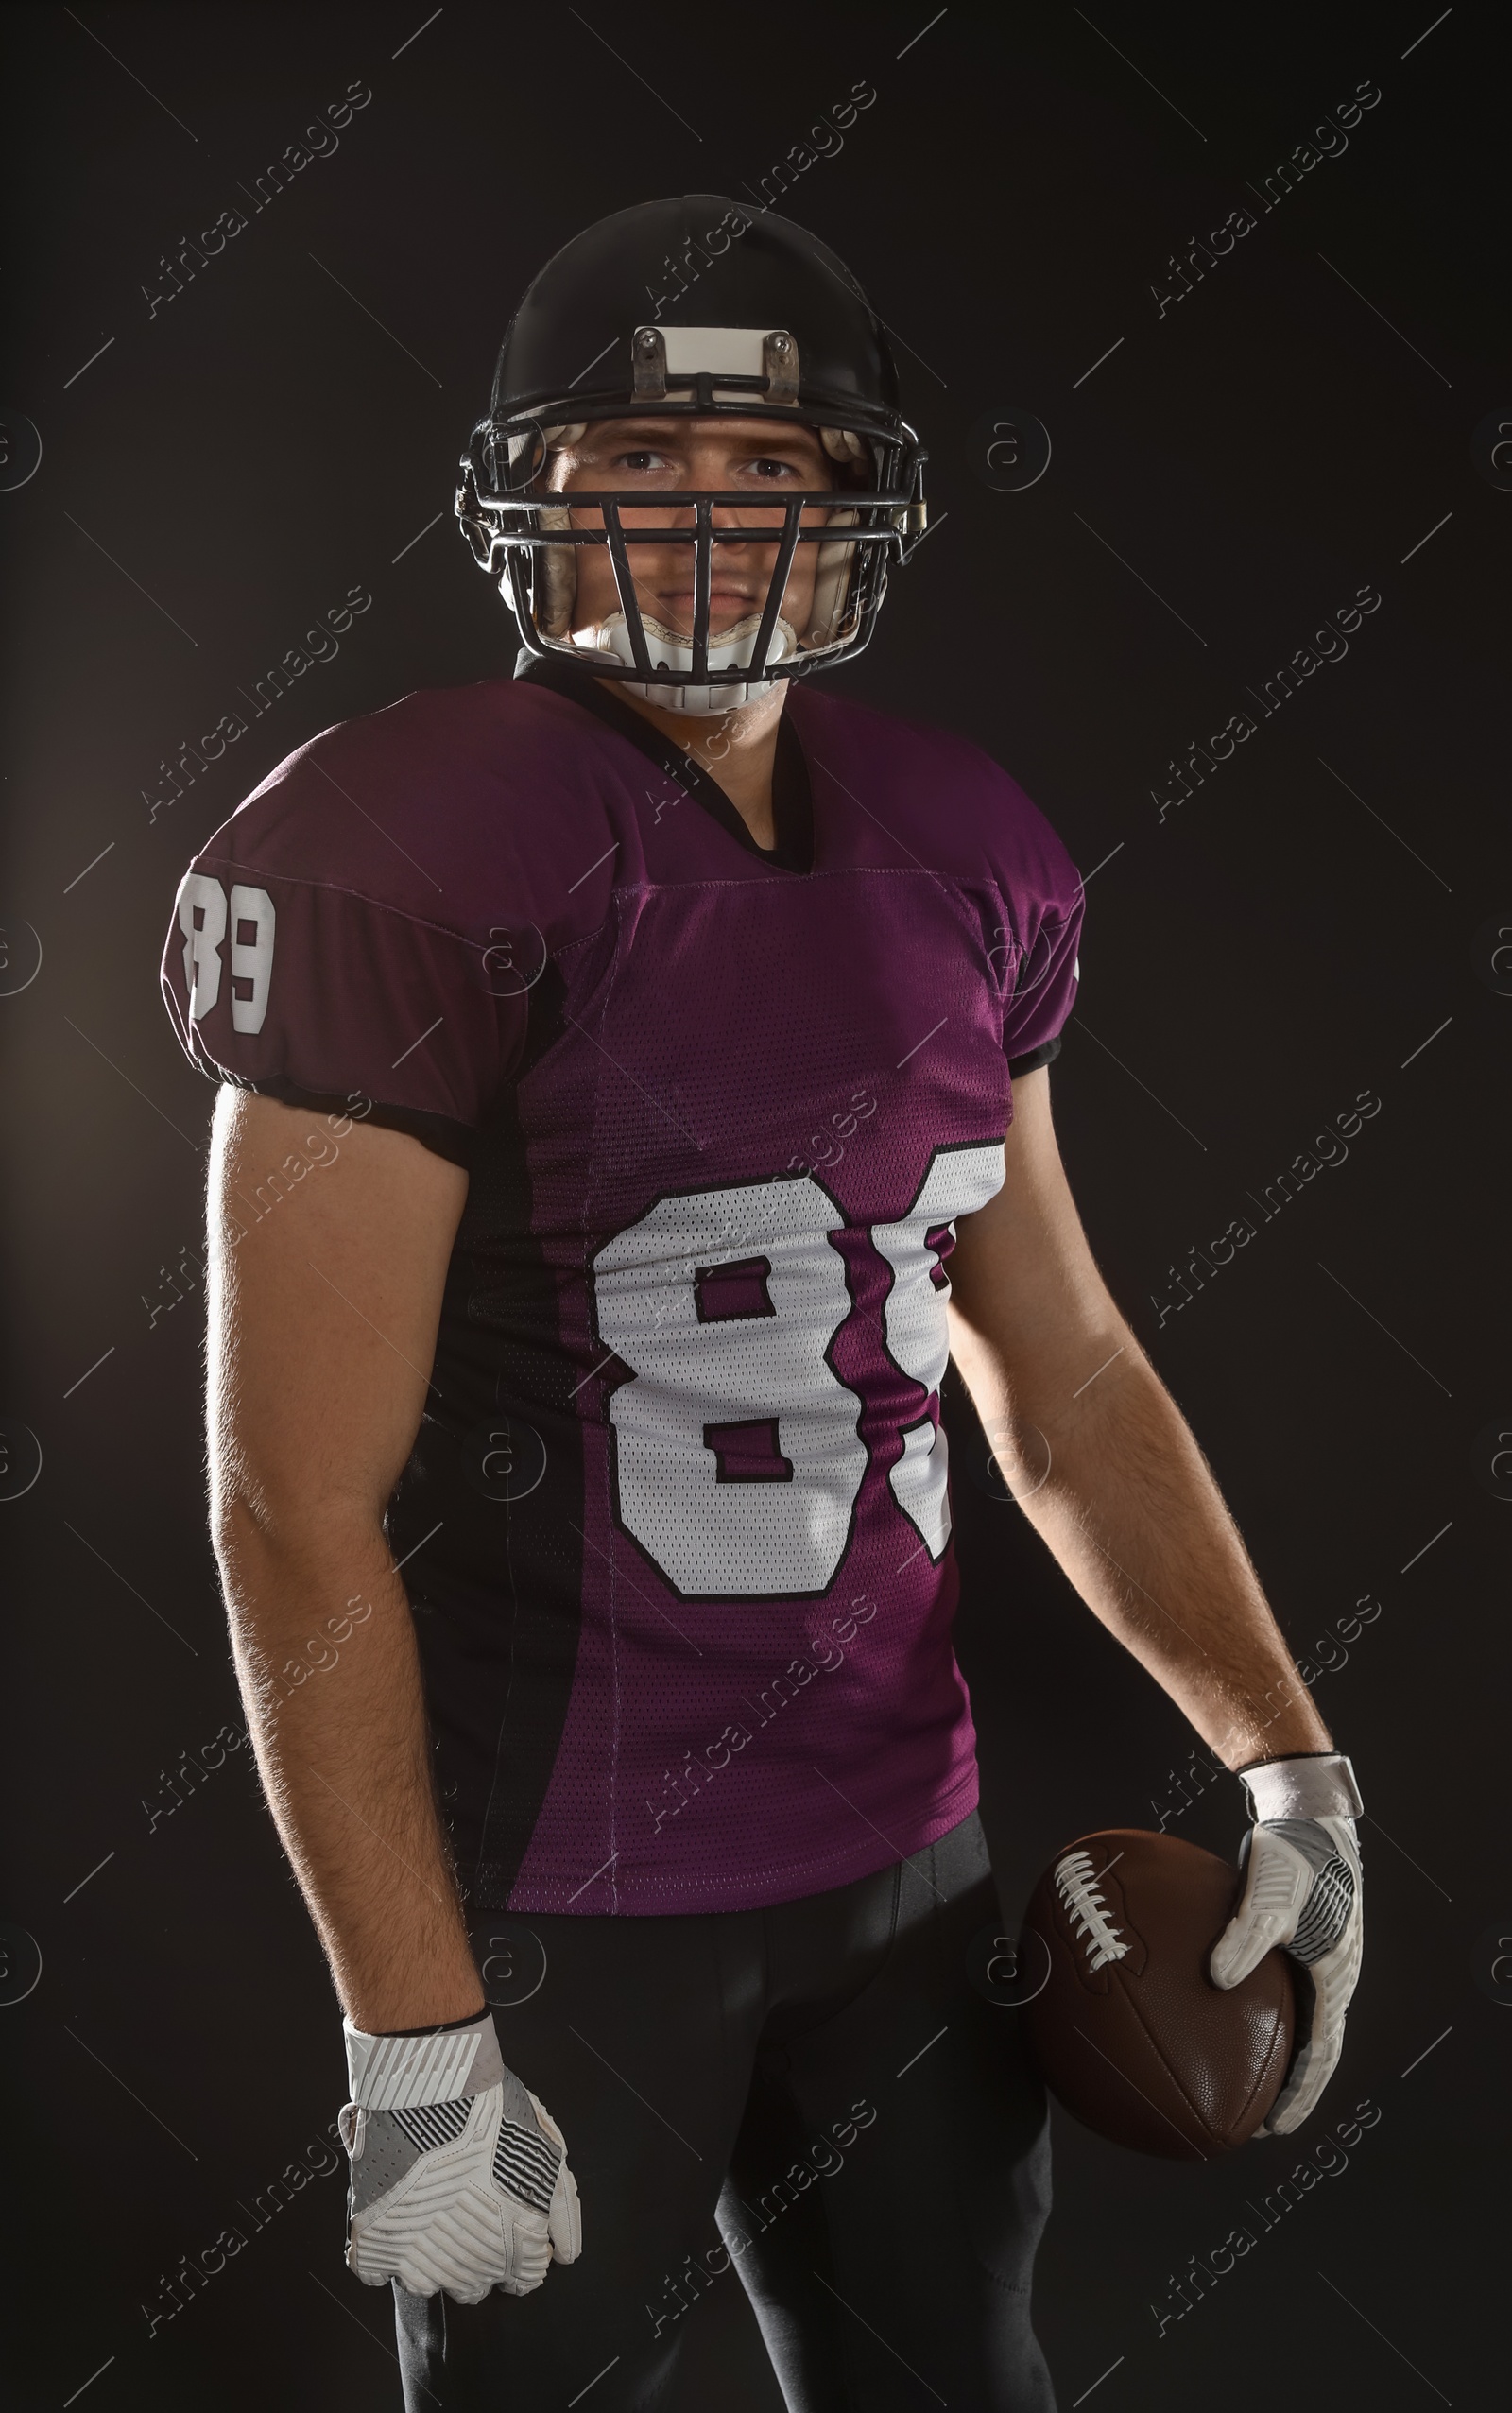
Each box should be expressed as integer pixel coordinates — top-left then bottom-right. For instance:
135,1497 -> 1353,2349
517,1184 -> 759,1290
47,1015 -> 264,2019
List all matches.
1001,896 -> 1082,1076
977,758 -> 1084,1079
161,749 -> 527,1165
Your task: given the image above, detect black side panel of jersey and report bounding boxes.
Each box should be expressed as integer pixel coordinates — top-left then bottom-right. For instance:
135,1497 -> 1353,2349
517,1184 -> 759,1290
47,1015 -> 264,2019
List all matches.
387,962 -> 588,1909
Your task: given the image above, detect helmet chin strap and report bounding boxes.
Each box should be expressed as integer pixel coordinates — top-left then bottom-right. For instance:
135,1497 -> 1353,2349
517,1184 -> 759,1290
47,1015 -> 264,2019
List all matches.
569,611 -> 799,716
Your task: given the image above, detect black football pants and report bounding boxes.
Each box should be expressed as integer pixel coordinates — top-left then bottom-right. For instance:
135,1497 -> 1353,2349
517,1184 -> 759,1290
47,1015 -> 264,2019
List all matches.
393,1808 -> 1056,2410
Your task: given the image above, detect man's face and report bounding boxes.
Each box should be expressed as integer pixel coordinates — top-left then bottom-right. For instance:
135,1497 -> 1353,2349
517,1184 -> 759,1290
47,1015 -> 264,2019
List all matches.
549,417 -> 837,647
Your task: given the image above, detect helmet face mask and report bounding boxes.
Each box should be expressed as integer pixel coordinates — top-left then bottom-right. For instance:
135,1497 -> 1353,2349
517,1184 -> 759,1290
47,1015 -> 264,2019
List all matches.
455,199 -> 928,713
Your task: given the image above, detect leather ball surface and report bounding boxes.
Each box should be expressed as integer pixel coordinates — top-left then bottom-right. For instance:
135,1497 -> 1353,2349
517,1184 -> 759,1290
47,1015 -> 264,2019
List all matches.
1020,1827 -> 1295,2159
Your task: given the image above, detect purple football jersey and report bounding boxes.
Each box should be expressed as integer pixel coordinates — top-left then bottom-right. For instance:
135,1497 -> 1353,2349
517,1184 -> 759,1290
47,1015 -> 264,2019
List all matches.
162,669 -> 1083,1914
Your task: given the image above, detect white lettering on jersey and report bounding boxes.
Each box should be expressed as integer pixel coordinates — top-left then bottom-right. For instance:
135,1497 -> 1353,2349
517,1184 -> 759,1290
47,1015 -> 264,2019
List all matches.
228,884 -> 276,1035
593,1176 -> 867,1598
176,873 -> 277,1033
872,1143 -> 1006,1561
177,871 -> 227,1019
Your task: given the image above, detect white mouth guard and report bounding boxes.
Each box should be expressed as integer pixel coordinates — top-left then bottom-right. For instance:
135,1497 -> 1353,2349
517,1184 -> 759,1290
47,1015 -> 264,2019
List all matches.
570,610 -> 799,715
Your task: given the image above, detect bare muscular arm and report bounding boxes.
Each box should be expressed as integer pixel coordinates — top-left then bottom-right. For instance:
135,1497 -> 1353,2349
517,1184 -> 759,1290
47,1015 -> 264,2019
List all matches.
947,1069 -> 1332,1768
207,1088 -> 482,2030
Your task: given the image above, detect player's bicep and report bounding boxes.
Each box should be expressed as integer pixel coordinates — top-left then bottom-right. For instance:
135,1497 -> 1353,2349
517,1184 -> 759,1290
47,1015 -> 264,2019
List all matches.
947,1066 -> 1124,1387
208,1089 -> 468,1525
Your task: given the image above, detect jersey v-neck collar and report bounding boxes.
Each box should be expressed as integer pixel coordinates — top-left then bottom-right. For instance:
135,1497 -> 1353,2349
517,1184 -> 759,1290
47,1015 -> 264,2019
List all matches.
515,653 -> 816,876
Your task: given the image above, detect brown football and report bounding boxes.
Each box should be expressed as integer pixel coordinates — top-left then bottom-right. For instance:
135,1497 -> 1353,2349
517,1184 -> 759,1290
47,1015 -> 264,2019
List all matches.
1020,1827 -> 1295,2159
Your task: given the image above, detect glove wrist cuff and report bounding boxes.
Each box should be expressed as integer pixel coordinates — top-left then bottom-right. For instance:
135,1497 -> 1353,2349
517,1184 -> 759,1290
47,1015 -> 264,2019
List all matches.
1236,1749 -> 1364,1822
343,2008 -> 503,2109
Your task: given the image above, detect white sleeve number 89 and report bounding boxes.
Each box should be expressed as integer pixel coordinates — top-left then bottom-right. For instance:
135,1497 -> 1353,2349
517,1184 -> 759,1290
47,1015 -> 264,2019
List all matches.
177,872 -> 276,1035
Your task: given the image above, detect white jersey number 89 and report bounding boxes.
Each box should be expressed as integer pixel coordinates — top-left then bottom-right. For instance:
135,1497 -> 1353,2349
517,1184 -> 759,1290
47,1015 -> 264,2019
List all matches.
176,871 -> 276,1036
593,1145 -> 1004,1598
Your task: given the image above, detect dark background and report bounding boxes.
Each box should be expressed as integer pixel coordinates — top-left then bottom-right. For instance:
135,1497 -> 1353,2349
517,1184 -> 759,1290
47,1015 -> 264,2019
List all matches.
2,3 -> 1506,2406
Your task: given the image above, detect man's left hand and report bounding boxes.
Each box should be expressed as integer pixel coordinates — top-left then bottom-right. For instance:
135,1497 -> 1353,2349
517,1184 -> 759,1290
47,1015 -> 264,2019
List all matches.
1210,1751 -> 1365,2136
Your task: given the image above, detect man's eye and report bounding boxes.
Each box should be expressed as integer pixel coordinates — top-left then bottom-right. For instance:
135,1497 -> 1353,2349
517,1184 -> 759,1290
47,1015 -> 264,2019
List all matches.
616,450 -> 670,473
747,457 -> 801,479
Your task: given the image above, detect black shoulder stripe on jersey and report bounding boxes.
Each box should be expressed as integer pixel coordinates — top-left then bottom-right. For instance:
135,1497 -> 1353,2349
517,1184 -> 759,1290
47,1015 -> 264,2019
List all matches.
515,653 -> 815,876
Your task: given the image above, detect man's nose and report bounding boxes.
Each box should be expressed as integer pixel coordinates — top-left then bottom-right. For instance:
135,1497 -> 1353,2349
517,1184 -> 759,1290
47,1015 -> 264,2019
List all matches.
709,500 -> 782,536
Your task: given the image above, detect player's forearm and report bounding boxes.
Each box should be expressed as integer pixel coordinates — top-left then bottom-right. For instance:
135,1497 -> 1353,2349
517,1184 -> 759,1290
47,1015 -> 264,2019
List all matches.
214,1497 -> 484,2030
965,1338 -> 1331,1767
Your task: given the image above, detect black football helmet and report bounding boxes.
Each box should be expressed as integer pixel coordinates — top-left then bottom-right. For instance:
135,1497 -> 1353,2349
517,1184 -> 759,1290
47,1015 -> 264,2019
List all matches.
455,196 -> 928,713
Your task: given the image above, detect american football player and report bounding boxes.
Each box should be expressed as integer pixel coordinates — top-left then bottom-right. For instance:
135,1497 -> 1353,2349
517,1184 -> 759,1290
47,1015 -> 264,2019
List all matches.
163,196 -> 1362,2409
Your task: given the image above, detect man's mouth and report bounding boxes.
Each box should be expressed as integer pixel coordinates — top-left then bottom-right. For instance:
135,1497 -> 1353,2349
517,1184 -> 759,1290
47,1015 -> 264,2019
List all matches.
652,586 -> 767,632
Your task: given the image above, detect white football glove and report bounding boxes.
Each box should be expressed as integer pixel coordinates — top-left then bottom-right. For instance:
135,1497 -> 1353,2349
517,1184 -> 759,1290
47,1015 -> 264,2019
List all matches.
338,2008 -> 582,2302
1210,1751 -> 1364,2137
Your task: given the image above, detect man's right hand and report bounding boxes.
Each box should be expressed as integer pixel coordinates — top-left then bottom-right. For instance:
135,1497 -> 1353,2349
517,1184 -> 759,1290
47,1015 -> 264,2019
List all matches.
339,2009 -> 583,2303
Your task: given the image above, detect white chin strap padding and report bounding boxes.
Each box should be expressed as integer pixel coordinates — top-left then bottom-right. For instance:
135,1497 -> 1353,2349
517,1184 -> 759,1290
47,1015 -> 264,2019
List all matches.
806,508 -> 860,650
571,611 -> 799,715
535,505 -> 576,639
